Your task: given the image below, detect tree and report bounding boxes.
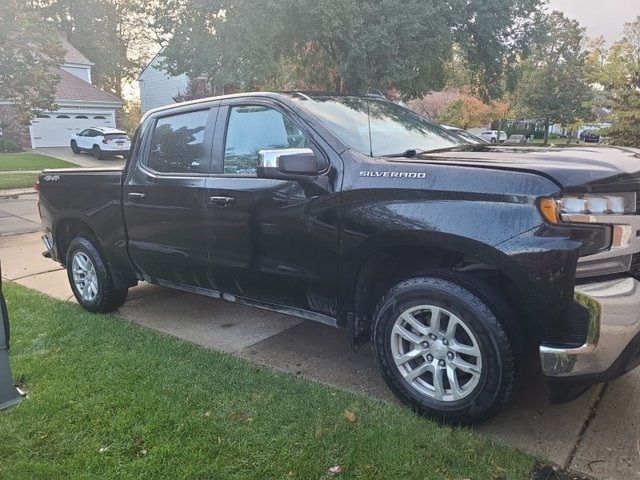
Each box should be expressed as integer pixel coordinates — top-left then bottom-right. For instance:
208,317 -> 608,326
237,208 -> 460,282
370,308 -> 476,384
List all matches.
514,11 -> 592,145
453,0 -> 546,100
154,0 -> 546,100
437,94 -> 491,128
0,0 -> 64,122
31,0 -> 157,97
606,17 -> 640,147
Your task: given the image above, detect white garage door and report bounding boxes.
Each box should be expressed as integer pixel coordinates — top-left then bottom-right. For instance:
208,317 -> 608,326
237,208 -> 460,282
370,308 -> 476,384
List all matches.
30,113 -> 115,148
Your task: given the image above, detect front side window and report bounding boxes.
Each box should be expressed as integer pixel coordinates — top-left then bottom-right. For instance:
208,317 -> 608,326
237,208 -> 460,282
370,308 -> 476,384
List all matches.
224,106 -> 309,175
147,109 -> 210,174
79,129 -> 91,136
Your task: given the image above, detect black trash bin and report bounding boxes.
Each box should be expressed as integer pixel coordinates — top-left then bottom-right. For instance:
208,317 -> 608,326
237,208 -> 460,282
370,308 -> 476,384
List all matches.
0,262 -> 21,410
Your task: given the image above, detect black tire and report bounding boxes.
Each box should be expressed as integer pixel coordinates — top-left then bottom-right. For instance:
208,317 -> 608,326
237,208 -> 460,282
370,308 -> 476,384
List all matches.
490,137 -> 497,143
66,236 -> 128,313
92,145 -> 104,160
70,140 -> 81,154
372,274 -> 515,425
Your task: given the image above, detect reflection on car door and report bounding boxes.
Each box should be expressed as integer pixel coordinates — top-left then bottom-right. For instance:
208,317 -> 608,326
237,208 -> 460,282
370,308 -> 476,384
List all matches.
124,105 -> 219,288
203,100 -> 342,323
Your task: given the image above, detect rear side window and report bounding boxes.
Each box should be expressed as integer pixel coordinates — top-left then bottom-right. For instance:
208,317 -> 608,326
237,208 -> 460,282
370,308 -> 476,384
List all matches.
146,109 -> 210,174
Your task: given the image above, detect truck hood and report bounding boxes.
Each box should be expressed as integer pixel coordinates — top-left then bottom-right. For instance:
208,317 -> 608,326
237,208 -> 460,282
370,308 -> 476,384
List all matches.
394,146 -> 640,192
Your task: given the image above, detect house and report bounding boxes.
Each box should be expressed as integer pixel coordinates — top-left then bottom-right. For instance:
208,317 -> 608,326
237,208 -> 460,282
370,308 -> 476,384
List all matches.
0,34 -> 124,149
138,51 -> 189,114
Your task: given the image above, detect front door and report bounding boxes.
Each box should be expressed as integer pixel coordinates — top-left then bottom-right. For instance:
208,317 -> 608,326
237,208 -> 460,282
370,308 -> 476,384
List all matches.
123,106 -> 219,288
203,100 -> 342,321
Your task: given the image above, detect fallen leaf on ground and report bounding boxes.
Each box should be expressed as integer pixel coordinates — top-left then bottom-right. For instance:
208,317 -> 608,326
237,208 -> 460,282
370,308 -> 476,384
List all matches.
343,410 -> 356,423
328,465 -> 342,475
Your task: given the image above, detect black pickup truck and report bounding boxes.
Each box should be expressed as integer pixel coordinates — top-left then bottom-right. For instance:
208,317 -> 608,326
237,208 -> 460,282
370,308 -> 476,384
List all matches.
38,92 -> 640,424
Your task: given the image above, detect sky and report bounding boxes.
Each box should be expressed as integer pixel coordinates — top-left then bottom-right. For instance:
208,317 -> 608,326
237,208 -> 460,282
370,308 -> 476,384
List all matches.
548,0 -> 640,44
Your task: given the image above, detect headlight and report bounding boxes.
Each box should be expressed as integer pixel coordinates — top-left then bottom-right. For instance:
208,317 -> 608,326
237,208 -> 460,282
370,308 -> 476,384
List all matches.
539,193 -> 637,224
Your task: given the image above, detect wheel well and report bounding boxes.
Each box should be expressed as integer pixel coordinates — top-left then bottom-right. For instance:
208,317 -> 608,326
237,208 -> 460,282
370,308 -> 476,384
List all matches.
352,246 -> 530,348
55,218 -> 98,265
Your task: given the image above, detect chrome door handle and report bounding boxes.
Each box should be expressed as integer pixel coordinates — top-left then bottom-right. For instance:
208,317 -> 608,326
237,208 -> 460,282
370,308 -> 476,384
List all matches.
127,192 -> 147,201
208,196 -> 235,207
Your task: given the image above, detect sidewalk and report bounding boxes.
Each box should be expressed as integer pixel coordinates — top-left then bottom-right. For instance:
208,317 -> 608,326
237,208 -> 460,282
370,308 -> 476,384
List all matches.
2,227 -> 637,478
0,192 -> 40,236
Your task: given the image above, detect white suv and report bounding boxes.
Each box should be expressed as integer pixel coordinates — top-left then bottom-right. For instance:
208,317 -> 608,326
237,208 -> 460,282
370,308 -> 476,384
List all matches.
478,130 -> 507,143
70,127 -> 131,159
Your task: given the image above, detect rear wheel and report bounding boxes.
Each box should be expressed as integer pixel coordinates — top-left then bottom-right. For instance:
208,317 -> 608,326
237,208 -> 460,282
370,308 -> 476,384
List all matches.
66,236 -> 128,313
92,145 -> 104,160
372,274 -> 515,425
70,140 -> 80,154
490,137 -> 497,143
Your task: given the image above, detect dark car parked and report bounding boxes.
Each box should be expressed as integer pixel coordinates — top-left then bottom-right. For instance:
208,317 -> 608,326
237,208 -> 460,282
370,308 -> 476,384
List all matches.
580,130 -> 600,143
38,92 -> 640,424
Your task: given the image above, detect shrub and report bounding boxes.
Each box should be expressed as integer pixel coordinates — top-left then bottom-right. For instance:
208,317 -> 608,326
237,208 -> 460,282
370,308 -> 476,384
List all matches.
0,139 -> 22,153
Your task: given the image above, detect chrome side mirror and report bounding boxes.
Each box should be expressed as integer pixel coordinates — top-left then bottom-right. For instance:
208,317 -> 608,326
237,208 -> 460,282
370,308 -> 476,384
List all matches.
257,148 -> 323,180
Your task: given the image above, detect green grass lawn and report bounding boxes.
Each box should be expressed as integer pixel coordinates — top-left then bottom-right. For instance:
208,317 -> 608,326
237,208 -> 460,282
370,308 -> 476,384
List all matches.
0,153 -> 77,171
0,283 -> 535,479
0,172 -> 38,190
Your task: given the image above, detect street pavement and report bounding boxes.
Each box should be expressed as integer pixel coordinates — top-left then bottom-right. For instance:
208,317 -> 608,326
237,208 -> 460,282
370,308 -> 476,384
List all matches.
0,191 -> 635,479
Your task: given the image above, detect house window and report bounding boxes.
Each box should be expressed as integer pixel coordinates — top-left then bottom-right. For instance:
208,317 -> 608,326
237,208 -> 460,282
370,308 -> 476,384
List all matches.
94,116 -> 106,119
56,115 -> 70,119
36,114 -> 50,118
76,115 -> 89,119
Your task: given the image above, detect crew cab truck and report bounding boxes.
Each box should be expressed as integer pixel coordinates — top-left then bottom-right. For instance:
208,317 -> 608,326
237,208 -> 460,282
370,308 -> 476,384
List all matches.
38,92 -> 640,424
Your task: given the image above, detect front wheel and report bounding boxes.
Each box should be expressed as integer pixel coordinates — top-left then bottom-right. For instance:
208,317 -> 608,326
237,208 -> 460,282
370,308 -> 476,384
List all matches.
70,140 -> 81,154
372,274 -> 515,425
66,237 -> 128,313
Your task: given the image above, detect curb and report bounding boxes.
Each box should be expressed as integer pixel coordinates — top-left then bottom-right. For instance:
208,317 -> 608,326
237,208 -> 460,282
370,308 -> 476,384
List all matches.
0,188 -> 36,199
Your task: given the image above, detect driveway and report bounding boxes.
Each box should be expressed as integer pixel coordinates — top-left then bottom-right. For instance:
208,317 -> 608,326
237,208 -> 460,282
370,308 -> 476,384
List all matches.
0,194 -> 636,479
33,147 -> 127,169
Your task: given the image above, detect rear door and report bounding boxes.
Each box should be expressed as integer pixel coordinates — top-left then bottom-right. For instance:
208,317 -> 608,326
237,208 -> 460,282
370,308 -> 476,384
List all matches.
123,103 -> 219,288
203,99 -> 342,321
76,129 -> 95,150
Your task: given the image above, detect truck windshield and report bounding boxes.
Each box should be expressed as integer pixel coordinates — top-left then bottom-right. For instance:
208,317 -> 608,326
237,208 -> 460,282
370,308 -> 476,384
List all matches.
298,95 -> 465,157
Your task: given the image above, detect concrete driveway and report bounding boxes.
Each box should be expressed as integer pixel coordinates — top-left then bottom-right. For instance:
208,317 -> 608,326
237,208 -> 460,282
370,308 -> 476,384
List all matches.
34,147 -> 127,169
0,193 -> 636,479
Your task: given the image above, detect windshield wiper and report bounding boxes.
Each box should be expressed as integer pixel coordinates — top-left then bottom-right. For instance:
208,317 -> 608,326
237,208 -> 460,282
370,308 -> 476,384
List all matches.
384,143 -> 488,158
383,149 -> 429,158
418,143 -> 490,155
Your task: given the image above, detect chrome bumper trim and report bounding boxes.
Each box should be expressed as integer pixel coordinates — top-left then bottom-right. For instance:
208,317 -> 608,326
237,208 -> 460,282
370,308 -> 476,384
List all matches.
540,276 -> 640,377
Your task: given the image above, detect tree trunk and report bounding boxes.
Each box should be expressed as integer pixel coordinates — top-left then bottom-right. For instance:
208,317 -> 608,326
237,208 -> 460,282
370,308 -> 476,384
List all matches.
498,118 -> 504,140
543,118 -> 550,146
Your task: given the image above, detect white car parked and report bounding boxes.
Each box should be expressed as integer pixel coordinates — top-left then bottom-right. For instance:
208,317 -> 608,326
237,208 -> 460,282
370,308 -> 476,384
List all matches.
70,127 -> 131,159
478,130 -> 508,143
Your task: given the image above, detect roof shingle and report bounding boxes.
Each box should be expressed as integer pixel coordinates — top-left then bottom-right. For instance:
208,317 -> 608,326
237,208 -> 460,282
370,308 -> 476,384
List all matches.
54,68 -> 122,105
58,33 -> 93,66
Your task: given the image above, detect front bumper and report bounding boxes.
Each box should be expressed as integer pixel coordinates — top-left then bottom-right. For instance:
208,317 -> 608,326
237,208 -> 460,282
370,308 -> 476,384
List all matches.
540,276 -> 640,381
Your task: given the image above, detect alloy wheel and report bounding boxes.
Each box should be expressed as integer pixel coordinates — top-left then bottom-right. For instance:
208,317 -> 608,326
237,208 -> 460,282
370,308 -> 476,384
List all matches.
72,251 -> 98,302
390,304 -> 483,402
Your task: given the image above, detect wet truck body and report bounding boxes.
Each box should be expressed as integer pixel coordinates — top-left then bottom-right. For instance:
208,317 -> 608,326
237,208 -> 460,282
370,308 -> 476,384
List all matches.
38,92 -> 640,423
